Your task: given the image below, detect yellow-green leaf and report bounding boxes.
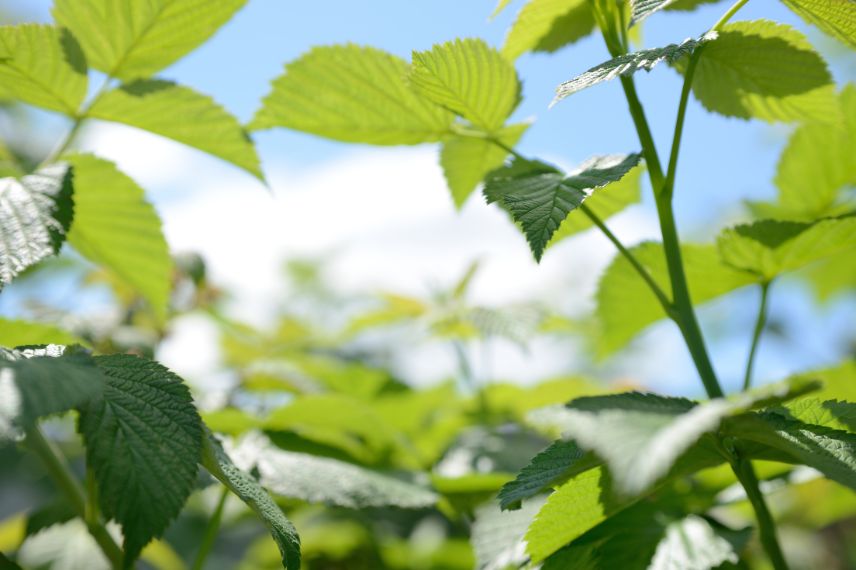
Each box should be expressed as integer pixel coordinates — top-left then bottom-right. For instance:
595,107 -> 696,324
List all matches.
502,0 -> 595,61
781,0 -> 856,48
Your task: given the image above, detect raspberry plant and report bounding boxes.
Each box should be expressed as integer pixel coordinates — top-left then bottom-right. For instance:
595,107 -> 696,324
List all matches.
1,0 -> 855,569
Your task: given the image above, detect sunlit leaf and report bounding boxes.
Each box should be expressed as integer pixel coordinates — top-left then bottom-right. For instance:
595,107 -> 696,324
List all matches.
502,0 -> 595,61
781,0 -> 856,48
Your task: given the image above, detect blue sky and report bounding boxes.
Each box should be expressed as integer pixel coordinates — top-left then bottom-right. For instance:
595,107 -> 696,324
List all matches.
4,1 -> 855,397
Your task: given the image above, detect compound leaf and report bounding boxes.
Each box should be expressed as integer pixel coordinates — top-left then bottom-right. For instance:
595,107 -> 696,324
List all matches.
484,153 -> 641,261
53,0 -> 247,79
411,38 -> 519,132
201,432 -> 301,570
0,24 -> 87,115
781,0 -> 856,48
250,44 -> 454,144
64,154 -> 171,321
0,345 -> 104,433
502,0 -> 595,61
78,355 -> 202,565
88,80 -> 263,180
717,216 -> 856,281
687,20 -> 837,123
0,164 -> 74,287
440,123 -> 528,208
554,35 -> 710,103
596,242 -> 754,355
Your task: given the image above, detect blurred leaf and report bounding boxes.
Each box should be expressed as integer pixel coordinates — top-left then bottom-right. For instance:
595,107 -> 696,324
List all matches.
717,216 -> 856,281
250,45 -> 454,143
0,24 -> 87,115
53,0 -> 247,79
0,164 -> 73,288
89,80 -> 262,179
201,432 -> 300,570
0,318 -> 79,346
502,0 -> 595,61
596,242 -> 754,356
554,36 -> 709,102
686,20 -> 837,123
78,354 -> 202,564
440,123 -> 528,208
484,154 -> 641,261
64,154 -> 172,321
471,496 -> 546,570
781,0 -> 856,48
411,38 -> 519,132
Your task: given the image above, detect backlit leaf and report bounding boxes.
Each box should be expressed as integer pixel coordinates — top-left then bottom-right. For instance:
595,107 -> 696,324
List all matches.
781,0 -> 856,48
471,497 -> 546,570
502,0 -> 595,61
0,318 -> 79,347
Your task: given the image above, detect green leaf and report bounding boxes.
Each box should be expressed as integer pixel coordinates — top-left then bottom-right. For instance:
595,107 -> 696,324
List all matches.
804,360 -> 856,402
725,412 -> 856,491
440,123 -> 528,208
201,432 -> 301,570
88,80 -> 263,180
64,154 -> 172,321
52,0 -> 247,80
484,153 -> 641,261
557,379 -> 817,495
0,163 -> 74,287
547,163 -> 643,246
502,0 -> 595,61
630,0 -> 722,24
775,398 -> 856,433
804,249 -> 856,301
781,0 -> 856,48
78,354 -> 202,565
471,497 -> 546,570
686,20 -> 837,123
717,216 -> 856,281
0,24 -> 87,115
410,39 -> 519,132
498,440 -> 599,510
0,318 -> 79,346
525,466 -> 632,562
553,35 -> 710,103
230,433 -> 438,509
491,0 -> 515,18
596,242 -> 754,355
250,44 -> 454,144
0,345 -> 105,433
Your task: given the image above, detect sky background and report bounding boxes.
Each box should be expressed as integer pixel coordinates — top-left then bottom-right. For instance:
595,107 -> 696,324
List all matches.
3,0 -> 855,398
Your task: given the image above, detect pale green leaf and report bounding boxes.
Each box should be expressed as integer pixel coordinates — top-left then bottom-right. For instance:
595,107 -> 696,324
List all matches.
726,412 -> 856,491
250,44 -> 454,144
229,432 -> 438,509
64,154 -> 171,321
554,35 -> 710,103
776,398 -> 856,433
717,216 -> 856,281
502,0 -> 595,61
782,0 -> 856,48
0,139 -> 23,178
0,318 -> 79,346
595,242 -> 755,356
548,163 -> 643,246
0,345 -> 104,430
471,497 -> 546,570
0,24 -> 87,115
440,123 -> 528,208
632,0 -> 723,23
491,0 -> 515,19
88,80 -> 263,179
78,354 -> 202,564
557,378 -> 817,494
648,515 -> 748,570
498,440 -> 599,510
411,39 -> 519,132
0,163 -> 74,287
201,432 -> 301,570
803,360 -> 856,401
484,153 -> 641,261
52,0 -> 246,79
525,467 -> 632,562
804,249 -> 856,300
687,20 -> 837,123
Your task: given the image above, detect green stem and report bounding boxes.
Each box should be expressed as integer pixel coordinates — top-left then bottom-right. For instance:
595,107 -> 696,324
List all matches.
580,204 -> 674,315
25,425 -> 124,569
712,0 -> 752,31
732,458 -> 790,570
192,485 -> 229,570
41,75 -> 113,166
743,281 -> 771,391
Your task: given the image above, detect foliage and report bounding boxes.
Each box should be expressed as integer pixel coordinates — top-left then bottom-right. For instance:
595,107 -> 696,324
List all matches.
0,0 -> 855,569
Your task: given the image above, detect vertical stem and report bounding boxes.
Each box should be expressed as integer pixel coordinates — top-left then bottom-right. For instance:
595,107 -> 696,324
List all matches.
732,458 -> 790,570
25,426 -> 124,569
743,281 -> 771,391
192,485 -> 229,570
